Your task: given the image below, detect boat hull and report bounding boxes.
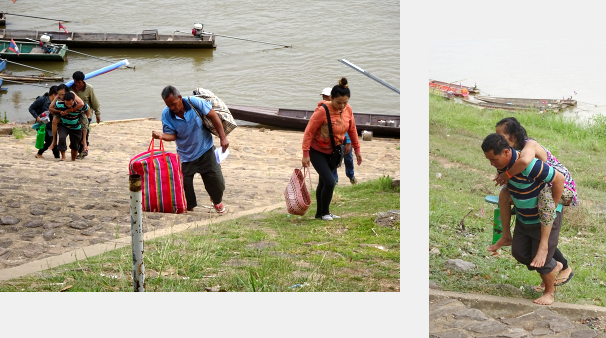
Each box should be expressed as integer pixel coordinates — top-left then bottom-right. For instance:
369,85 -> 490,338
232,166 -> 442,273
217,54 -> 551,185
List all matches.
0,40 -> 67,61
429,82 -> 469,97
226,104 -> 400,138
429,79 -> 480,94
475,96 -> 576,107
0,29 -> 216,49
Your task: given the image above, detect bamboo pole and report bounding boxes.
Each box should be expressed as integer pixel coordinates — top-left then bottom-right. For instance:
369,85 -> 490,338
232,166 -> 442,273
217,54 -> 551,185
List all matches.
338,59 -> 400,94
129,174 -> 145,292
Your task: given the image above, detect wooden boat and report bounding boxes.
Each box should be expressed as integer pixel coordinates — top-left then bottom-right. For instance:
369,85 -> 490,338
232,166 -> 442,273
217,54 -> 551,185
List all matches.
0,73 -> 66,83
462,98 -> 561,112
429,82 -> 469,97
429,79 -> 480,94
0,29 -> 216,49
0,40 -> 68,61
225,104 -> 400,138
0,59 -> 64,82
475,95 -> 576,107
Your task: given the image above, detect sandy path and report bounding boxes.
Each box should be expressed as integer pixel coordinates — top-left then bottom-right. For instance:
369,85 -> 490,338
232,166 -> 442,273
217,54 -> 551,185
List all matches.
0,119 -> 400,270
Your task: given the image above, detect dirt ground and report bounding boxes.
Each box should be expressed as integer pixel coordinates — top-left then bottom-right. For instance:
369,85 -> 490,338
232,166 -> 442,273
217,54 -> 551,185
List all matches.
0,119 -> 400,270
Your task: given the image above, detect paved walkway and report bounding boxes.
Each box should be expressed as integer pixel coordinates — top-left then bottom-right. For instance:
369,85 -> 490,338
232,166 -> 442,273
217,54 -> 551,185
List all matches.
430,289 -> 606,337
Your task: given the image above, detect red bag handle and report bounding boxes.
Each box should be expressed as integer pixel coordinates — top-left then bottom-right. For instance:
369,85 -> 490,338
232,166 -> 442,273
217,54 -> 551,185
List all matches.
148,137 -> 169,169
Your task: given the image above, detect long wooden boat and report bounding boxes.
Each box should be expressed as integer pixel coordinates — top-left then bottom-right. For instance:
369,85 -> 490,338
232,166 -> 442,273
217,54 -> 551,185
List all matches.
225,104 -> 400,138
0,73 -> 66,83
462,98 -> 561,112
0,29 -> 216,49
0,40 -> 67,61
429,79 -> 480,94
429,82 -> 469,97
475,95 -> 576,107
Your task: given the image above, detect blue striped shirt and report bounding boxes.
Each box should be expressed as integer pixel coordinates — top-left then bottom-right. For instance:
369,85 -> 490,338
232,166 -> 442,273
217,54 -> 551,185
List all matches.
55,100 -> 89,130
502,148 -> 555,224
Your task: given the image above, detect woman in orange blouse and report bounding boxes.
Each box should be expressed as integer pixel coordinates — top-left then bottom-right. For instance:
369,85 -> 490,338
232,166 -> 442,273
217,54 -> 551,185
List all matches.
302,77 -> 363,220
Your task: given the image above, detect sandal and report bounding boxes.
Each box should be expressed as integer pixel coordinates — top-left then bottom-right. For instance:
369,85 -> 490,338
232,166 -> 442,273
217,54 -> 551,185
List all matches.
554,272 -> 574,286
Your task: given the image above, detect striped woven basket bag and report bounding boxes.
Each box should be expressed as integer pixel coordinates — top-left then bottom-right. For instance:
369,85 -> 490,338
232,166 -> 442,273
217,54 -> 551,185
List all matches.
284,167 -> 312,216
129,138 -> 187,214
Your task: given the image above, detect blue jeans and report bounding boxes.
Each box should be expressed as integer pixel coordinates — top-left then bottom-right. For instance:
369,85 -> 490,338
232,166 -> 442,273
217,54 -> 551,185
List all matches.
332,146 -> 354,182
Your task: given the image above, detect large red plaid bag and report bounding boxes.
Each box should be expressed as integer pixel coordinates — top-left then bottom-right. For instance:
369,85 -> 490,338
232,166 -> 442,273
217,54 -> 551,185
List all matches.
129,138 -> 187,214
284,167 -> 312,216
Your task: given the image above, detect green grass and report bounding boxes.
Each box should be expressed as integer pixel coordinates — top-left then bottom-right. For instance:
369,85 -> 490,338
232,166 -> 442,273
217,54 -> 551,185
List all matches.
429,94 -> 606,306
12,127 -> 26,139
0,177 -> 400,292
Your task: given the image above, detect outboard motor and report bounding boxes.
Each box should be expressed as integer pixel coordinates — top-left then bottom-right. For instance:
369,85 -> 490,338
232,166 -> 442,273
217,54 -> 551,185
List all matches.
39,34 -> 53,53
192,23 -> 204,37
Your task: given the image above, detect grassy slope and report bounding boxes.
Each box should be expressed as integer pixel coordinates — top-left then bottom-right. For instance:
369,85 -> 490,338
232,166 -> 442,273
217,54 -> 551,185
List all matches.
0,177 -> 400,292
429,94 -> 606,306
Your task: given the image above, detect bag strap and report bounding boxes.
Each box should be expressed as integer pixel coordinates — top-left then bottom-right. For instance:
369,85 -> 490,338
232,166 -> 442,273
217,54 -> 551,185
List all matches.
303,166 -> 312,192
322,103 -> 337,150
188,96 -> 209,131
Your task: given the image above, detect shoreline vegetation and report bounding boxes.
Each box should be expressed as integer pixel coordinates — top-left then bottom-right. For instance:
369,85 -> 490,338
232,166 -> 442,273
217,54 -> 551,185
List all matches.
0,177 -> 400,292
429,94 -> 606,306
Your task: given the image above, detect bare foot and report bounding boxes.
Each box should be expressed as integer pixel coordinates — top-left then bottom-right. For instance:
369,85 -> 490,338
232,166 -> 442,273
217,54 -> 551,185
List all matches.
187,208 -> 195,212
534,291 -> 555,305
35,154 -> 44,159
487,236 -> 512,252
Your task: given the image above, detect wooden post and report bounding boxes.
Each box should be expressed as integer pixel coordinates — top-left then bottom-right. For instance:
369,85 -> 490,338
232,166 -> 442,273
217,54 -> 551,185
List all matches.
129,174 -> 145,292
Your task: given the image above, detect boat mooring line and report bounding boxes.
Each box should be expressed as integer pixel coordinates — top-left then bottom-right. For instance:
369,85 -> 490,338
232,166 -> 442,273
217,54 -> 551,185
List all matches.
22,38 -> 135,69
62,48 -> 135,69
5,13 -> 73,23
174,30 -> 292,48
1,59 -> 59,75
338,59 -> 400,95
0,78 -> 50,88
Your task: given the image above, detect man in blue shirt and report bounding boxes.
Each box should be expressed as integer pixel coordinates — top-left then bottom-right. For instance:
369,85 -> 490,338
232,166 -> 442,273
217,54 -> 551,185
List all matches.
152,85 -> 229,213
482,133 -> 565,306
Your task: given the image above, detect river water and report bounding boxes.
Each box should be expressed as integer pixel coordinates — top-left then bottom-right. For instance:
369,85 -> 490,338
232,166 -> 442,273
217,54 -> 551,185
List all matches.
1,0 -> 400,123
429,40 -> 606,122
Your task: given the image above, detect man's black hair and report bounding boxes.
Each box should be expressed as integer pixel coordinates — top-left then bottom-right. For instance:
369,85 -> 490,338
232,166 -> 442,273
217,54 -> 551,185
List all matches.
481,133 -> 510,155
63,92 -> 75,101
72,71 -> 85,81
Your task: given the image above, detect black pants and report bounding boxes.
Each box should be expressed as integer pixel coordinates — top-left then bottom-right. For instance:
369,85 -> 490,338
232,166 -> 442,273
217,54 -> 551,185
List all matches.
57,124 -> 82,152
552,247 -> 568,270
309,148 -> 336,218
181,146 -> 225,210
78,118 -> 92,154
38,132 -> 60,158
511,210 -> 562,275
